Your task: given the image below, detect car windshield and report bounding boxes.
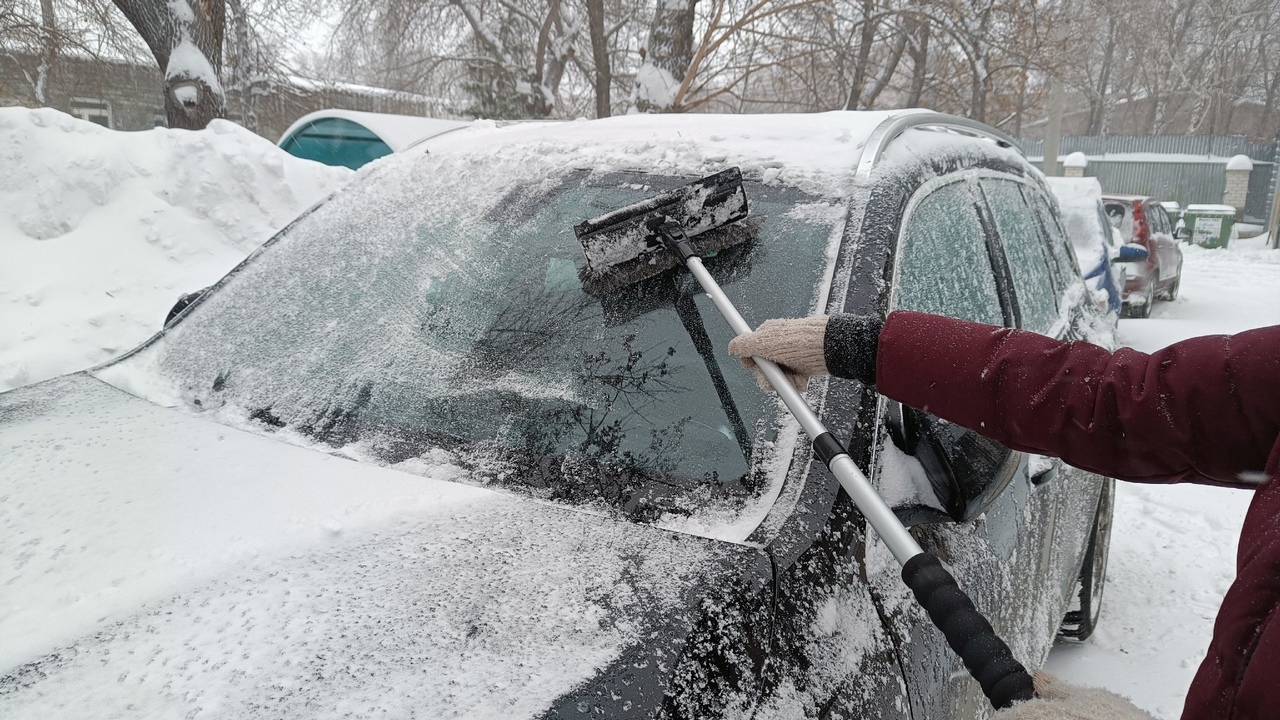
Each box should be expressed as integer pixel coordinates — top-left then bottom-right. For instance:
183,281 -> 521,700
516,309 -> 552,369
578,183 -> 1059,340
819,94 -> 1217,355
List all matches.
99,153 -> 842,533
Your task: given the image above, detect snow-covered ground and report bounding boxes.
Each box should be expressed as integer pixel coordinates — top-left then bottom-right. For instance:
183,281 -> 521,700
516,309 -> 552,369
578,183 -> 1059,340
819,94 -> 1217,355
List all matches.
1045,233 -> 1280,719
0,108 -> 351,392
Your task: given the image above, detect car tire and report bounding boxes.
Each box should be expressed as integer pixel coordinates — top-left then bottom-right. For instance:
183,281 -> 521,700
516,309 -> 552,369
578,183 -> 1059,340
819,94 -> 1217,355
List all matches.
1160,263 -> 1182,301
1125,281 -> 1154,319
1061,478 -> 1115,641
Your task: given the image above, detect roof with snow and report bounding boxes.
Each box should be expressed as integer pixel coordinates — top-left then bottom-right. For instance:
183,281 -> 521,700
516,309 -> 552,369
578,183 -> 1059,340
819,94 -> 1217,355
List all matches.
410,110 -> 1023,195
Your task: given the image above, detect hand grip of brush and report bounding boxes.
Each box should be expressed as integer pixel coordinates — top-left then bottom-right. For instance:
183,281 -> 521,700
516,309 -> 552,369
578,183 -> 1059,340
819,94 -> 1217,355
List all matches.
676,247 -> 1034,709
902,553 -> 1035,708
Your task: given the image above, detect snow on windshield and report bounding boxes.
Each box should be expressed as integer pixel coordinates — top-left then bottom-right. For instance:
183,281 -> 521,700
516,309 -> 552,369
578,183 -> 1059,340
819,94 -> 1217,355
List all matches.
96,148 -> 845,540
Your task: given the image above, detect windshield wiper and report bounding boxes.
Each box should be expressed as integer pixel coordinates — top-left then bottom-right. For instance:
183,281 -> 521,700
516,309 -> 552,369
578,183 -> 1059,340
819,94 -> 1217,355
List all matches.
671,282 -> 753,464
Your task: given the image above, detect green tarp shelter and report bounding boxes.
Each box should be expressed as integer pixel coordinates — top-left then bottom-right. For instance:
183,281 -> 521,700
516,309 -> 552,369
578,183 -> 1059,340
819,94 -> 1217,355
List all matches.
278,110 -> 467,170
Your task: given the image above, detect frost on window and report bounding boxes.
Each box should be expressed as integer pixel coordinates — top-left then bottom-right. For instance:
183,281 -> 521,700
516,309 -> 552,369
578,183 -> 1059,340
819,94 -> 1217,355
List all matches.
981,179 -> 1059,334
101,162 -> 840,530
895,179 -> 1004,327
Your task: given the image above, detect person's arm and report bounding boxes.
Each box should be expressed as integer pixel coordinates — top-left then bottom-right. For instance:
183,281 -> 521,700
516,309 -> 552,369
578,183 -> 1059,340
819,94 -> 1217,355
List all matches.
874,311 -> 1279,486
730,311 -> 1280,487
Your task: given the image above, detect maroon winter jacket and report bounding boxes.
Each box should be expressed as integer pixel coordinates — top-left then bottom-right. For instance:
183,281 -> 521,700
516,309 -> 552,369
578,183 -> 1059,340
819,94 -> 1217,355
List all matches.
875,310 -> 1280,720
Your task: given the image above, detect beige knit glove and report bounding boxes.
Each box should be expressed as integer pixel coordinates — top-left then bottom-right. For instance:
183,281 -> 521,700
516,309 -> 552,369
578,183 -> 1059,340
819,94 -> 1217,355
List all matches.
727,316 -> 830,393
990,671 -> 1157,720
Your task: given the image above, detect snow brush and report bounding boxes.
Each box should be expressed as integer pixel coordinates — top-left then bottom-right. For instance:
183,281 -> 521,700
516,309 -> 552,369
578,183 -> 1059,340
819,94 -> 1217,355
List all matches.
574,168 -> 1036,710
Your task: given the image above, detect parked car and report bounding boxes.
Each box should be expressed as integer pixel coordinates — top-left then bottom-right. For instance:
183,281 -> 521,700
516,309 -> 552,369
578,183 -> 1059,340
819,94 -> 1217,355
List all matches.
1046,177 -> 1124,318
1,111 -> 1114,719
1102,194 -> 1186,318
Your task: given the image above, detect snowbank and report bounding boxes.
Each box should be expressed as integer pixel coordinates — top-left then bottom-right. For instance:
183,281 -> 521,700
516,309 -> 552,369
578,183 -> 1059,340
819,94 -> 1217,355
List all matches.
0,108 -> 351,391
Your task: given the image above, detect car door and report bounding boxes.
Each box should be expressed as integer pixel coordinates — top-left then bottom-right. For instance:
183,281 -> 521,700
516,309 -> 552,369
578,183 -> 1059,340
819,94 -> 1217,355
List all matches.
1145,201 -> 1176,280
868,169 -> 1105,720
874,172 -> 1033,720
979,175 -> 1105,604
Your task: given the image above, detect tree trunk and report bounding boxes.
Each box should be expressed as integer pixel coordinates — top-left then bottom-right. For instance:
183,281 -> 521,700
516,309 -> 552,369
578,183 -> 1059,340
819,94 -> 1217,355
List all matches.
633,0 -> 696,113
37,0 -> 57,104
905,19 -> 929,107
843,0 -> 878,110
113,0 -> 225,130
861,28 -> 907,110
532,0 -> 568,115
586,0 -> 611,118
1087,16 -> 1117,135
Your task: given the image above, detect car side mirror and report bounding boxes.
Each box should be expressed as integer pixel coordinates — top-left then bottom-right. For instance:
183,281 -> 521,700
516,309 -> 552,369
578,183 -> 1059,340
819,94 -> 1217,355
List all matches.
883,403 -> 1017,526
1174,226 -> 1192,241
1113,243 -> 1149,263
164,286 -> 212,327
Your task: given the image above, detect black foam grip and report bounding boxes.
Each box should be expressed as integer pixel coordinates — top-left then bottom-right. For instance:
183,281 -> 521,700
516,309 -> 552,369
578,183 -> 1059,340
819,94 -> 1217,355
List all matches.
901,553 -> 1035,709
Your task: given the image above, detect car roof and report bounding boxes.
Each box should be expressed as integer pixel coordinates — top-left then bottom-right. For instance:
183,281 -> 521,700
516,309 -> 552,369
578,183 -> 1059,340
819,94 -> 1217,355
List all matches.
412,110 -> 1021,191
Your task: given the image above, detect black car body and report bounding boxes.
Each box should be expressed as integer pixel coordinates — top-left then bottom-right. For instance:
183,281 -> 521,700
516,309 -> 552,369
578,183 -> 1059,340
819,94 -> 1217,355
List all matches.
0,111 -> 1113,719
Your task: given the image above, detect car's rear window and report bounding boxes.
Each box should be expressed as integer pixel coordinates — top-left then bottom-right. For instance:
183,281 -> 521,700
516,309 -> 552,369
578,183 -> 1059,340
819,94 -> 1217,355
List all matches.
99,157 -> 843,533
1103,201 -> 1134,242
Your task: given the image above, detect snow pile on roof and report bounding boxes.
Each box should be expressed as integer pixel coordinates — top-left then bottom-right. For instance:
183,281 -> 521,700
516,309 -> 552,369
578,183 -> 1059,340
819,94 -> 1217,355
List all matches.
418,111 -> 903,198
1063,151 -> 1088,168
1225,154 -> 1253,171
1046,176 -> 1110,257
0,107 -> 351,392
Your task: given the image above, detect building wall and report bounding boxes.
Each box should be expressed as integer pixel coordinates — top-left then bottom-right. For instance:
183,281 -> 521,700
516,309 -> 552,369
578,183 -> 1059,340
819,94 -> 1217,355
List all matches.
0,53 -> 449,143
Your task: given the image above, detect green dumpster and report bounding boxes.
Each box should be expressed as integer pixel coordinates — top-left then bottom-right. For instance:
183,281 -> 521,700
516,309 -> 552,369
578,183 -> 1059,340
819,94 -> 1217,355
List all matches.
1183,204 -> 1237,249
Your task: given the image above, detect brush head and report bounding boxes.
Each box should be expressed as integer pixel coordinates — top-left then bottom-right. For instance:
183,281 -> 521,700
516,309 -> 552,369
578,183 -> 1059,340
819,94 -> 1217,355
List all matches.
575,168 -> 751,296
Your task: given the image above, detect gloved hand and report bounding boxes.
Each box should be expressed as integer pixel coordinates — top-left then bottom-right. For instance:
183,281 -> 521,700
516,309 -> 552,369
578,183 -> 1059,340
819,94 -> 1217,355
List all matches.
727,315 -> 830,393
727,313 -> 883,393
990,671 -> 1157,720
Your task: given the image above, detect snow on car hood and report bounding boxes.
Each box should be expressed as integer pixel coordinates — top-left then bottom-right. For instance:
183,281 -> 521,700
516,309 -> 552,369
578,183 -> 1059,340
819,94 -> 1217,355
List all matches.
0,374 -> 749,718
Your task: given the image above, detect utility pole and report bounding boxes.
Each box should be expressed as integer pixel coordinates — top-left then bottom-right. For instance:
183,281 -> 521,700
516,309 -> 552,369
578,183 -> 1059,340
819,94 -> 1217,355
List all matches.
1043,79 -> 1065,177
1268,181 -> 1279,249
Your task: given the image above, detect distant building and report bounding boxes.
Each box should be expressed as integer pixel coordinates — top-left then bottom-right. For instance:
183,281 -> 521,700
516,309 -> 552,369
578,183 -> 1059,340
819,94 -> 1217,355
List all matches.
0,53 -> 454,142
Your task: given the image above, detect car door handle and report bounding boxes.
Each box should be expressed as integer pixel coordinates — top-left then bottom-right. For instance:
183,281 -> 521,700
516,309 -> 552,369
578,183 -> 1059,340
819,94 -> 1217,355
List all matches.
1029,455 -> 1060,486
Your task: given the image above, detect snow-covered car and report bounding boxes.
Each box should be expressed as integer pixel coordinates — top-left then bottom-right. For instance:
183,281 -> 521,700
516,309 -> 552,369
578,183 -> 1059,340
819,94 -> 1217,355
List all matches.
1045,177 -> 1124,317
1,111 -> 1115,719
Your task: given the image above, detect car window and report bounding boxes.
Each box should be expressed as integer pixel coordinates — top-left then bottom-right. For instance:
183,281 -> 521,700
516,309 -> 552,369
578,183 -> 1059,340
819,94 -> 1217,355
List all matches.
980,179 -> 1060,334
889,176 -> 1014,518
894,179 -> 1004,326
98,165 -> 844,532
1148,203 -> 1170,234
1024,187 -> 1079,287
1104,201 -> 1134,242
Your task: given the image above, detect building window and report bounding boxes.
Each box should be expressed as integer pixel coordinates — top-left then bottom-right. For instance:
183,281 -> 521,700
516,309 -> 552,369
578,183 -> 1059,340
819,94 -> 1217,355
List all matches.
70,97 -> 112,128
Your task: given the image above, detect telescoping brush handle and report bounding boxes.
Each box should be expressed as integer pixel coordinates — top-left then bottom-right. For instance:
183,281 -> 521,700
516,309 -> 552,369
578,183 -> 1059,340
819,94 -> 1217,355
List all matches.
659,225 -> 1035,710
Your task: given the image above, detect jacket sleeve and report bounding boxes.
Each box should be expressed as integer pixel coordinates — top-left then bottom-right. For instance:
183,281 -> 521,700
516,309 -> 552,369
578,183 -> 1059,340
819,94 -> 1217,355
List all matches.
873,310 -> 1280,487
